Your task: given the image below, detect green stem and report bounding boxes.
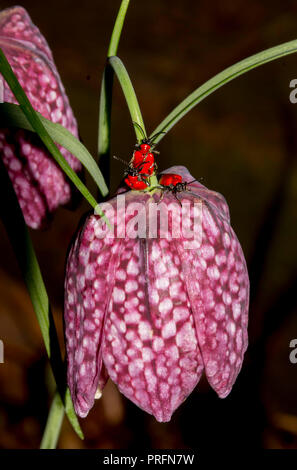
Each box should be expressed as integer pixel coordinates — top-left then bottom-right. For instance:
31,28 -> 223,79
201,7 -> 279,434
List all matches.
150,38 -> 297,145
98,64 -> 114,188
109,56 -> 145,142
40,390 -> 64,449
0,159 -> 83,442
108,0 -> 131,57
98,0 -> 131,187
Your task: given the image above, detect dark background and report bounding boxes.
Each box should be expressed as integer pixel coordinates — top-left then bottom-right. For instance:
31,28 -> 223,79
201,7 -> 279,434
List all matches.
1,0 -> 297,449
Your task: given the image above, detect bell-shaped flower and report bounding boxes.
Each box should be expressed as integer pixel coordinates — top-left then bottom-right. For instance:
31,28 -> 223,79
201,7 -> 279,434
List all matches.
0,6 -> 81,228
64,166 -> 249,422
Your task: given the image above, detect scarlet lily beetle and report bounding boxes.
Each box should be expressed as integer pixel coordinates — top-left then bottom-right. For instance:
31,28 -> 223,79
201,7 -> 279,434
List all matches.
113,155 -> 152,190
133,122 -> 165,156
113,123 -> 165,190
158,173 -> 197,204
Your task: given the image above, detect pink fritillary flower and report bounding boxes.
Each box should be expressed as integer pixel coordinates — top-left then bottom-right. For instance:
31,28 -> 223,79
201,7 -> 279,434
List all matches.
64,166 -> 249,422
0,6 -> 81,229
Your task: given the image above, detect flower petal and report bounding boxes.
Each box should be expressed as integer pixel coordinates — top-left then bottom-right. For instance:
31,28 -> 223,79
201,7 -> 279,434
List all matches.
0,129 -> 47,228
64,213 -> 121,417
161,165 -> 230,221
65,173 -> 249,420
172,168 -> 249,398
0,6 -> 81,228
102,195 -> 204,422
0,6 -> 54,61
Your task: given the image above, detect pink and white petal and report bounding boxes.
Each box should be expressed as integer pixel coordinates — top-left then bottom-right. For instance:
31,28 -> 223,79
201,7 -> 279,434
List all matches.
64,213 -> 122,417
161,166 -> 230,221
0,7 -> 81,228
0,6 -> 54,61
145,237 -> 204,420
1,44 -> 80,170
103,216 -> 204,422
17,131 -> 71,211
0,129 -> 47,228
179,195 -> 249,398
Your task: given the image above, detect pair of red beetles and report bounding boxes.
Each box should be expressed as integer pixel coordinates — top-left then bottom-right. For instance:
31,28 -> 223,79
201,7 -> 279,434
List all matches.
121,132 -> 190,195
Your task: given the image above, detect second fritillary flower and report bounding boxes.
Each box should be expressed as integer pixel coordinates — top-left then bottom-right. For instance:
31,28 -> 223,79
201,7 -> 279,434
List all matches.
0,6 -> 81,228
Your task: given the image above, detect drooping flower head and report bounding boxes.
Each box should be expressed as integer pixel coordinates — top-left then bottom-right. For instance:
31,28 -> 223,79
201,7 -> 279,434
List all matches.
64,165 -> 249,422
0,6 -> 81,228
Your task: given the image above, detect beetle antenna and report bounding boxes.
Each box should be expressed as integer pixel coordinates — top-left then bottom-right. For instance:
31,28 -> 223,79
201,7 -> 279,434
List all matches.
149,131 -> 166,143
133,122 -> 147,140
113,155 -> 129,167
187,177 -> 204,185
150,130 -> 166,140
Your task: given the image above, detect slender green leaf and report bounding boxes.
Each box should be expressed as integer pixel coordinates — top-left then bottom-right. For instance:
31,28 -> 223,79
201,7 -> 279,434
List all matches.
0,159 -> 83,440
150,38 -> 297,144
98,0 -> 131,188
0,102 -> 108,197
108,0 -> 131,57
98,64 -> 114,188
109,56 -> 145,143
40,390 -> 64,449
0,47 -> 98,209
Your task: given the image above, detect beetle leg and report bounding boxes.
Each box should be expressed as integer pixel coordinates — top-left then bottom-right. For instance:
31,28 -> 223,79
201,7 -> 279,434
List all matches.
157,189 -> 166,204
173,192 -> 182,207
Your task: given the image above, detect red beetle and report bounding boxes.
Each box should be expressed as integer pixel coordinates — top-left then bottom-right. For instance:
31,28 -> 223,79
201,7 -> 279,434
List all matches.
158,173 -> 197,203
159,173 -> 182,187
124,154 -> 156,189
115,124 -> 165,190
133,122 -> 164,158
114,143 -> 158,191
139,143 -> 151,155
131,147 -> 156,177
113,155 -> 154,190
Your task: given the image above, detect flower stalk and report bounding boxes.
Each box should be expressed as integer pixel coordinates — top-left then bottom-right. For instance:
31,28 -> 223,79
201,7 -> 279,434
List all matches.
98,0 -> 131,187
0,158 -> 83,442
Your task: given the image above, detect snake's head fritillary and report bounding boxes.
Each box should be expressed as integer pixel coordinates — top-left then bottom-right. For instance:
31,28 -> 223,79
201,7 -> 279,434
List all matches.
64,165 -> 249,421
0,6 -> 81,229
